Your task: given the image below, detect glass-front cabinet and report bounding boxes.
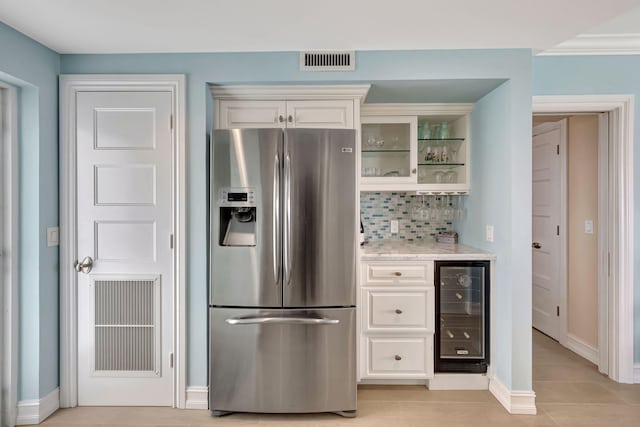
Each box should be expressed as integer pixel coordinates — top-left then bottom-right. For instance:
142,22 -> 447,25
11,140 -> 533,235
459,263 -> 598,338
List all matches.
360,104 -> 471,193
361,116 -> 417,185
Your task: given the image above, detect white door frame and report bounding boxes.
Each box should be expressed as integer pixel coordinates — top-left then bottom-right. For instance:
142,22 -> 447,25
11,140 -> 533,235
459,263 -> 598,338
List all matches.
532,95 -> 635,383
1,82 -> 19,426
59,75 -> 187,407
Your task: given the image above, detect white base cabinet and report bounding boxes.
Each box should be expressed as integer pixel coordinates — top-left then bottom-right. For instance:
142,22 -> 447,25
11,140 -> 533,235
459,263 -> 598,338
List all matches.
359,261 -> 435,380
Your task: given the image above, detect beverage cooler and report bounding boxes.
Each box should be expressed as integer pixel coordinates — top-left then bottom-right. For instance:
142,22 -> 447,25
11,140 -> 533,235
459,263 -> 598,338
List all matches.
435,260 -> 490,373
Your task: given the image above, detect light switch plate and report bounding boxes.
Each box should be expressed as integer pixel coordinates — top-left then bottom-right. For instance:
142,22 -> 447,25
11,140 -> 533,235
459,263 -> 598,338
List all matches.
391,220 -> 399,234
47,227 -> 59,247
486,225 -> 494,242
584,220 -> 594,234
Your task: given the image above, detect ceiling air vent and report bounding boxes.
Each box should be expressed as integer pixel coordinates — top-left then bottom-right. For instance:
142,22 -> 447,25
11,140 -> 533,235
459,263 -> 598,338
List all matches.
300,51 -> 355,71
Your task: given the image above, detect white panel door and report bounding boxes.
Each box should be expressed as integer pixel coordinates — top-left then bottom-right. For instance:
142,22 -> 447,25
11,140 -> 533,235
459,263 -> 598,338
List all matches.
76,91 -> 173,405
532,120 -> 564,340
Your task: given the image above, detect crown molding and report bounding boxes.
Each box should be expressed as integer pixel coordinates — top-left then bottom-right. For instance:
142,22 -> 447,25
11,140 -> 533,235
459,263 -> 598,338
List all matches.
539,33 -> 640,56
209,84 -> 371,102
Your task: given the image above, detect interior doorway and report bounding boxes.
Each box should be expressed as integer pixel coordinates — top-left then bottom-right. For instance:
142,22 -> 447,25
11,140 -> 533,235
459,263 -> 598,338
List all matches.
532,94 -> 635,384
532,114 -> 606,374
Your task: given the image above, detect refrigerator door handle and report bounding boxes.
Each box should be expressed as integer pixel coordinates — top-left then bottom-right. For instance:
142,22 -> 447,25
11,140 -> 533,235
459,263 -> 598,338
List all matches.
273,153 -> 281,284
225,316 -> 339,325
283,152 -> 292,286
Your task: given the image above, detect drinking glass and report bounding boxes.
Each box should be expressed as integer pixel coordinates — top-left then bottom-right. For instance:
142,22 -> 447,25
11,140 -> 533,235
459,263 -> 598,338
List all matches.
445,170 -> 457,183
439,122 -> 450,139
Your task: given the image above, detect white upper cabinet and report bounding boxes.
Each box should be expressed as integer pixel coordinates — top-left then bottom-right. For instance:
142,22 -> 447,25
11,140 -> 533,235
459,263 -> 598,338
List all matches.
360,104 -> 472,194
218,100 -> 286,128
211,85 -> 369,130
286,100 -> 354,129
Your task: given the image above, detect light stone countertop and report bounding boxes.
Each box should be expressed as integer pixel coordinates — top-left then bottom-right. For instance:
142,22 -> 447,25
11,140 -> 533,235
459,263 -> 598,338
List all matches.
361,239 -> 496,261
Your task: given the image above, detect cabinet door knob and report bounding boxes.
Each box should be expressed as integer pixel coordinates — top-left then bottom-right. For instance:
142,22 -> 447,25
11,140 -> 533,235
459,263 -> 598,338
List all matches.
411,168 -> 417,174
393,271 -> 402,277
394,355 -> 402,361
395,309 -> 403,314
455,292 -> 463,300
278,115 -> 285,123
288,115 -> 293,123
532,242 -> 542,249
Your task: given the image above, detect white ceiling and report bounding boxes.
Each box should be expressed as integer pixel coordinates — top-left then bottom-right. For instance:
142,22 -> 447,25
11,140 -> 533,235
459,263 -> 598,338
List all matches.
0,0 -> 638,54
585,4 -> 640,34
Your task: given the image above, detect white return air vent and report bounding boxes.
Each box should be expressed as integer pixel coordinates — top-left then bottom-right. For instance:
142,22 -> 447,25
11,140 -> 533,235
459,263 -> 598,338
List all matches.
300,51 -> 355,71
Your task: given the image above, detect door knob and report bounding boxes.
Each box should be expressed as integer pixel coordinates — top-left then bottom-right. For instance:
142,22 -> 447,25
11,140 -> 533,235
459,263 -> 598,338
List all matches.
287,115 -> 293,123
74,256 -> 94,274
394,355 -> 402,361
278,115 -> 285,123
532,242 -> 542,249
395,309 -> 403,314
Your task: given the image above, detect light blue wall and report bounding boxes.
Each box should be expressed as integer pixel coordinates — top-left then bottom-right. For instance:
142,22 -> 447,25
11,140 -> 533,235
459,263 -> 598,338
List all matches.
62,49 -> 534,390
457,78 -> 533,390
533,55 -> 640,363
0,22 -> 60,399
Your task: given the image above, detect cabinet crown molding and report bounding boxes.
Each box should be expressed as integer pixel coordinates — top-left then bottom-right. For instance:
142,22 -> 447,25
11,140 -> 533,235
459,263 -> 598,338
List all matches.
362,103 -> 473,116
210,84 -> 370,102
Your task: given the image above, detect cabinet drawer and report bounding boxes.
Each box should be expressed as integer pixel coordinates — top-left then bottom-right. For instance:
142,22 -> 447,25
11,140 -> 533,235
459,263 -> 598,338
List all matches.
363,262 -> 433,286
364,289 -> 434,332
366,337 -> 431,378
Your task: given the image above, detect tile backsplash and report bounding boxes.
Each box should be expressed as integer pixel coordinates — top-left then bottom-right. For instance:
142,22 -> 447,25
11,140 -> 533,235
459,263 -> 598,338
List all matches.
360,192 -> 452,241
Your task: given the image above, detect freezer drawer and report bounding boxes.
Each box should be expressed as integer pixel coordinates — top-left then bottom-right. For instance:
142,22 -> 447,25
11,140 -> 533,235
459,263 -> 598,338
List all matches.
210,307 -> 356,414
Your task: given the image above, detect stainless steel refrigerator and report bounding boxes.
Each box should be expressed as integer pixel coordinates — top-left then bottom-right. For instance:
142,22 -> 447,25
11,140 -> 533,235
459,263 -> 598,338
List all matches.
209,128 -> 357,417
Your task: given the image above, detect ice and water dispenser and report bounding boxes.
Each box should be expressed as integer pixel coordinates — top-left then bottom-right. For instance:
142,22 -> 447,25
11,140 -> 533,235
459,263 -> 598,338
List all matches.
218,187 -> 257,247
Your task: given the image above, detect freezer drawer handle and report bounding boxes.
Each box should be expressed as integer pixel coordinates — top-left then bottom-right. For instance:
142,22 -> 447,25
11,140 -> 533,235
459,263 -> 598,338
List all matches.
225,316 -> 339,325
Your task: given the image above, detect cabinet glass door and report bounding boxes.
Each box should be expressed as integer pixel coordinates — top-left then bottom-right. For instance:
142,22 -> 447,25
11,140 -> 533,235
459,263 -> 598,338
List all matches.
361,116 -> 416,184
438,264 -> 486,359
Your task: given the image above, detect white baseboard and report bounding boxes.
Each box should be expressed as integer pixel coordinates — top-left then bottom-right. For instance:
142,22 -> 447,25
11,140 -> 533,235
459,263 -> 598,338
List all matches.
359,379 -> 426,385
185,386 -> 208,410
16,388 -> 59,425
428,373 -> 489,390
634,364 -> 640,384
489,377 -> 536,415
565,334 -> 599,365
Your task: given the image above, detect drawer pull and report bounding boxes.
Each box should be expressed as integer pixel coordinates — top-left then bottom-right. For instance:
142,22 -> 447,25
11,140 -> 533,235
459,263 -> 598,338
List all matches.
446,330 -> 454,339
394,355 -> 402,361
393,271 -> 402,277
395,309 -> 403,314
463,332 -> 470,339
455,292 -> 463,300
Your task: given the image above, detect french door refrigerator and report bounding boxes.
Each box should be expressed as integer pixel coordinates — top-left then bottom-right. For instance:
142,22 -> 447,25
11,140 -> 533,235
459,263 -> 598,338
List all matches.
209,128 -> 357,417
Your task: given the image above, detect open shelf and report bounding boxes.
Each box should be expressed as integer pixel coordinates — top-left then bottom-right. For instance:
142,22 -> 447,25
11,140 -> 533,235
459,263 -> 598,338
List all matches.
418,163 -> 465,168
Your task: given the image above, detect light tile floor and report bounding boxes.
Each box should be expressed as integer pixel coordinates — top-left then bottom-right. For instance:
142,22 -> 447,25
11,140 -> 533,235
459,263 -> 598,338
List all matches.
41,330 -> 640,426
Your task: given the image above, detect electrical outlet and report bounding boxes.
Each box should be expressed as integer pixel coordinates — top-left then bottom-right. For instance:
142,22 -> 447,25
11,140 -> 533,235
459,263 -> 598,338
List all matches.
391,220 -> 399,234
584,220 -> 594,234
47,226 -> 59,247
486,225 -> 494,242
